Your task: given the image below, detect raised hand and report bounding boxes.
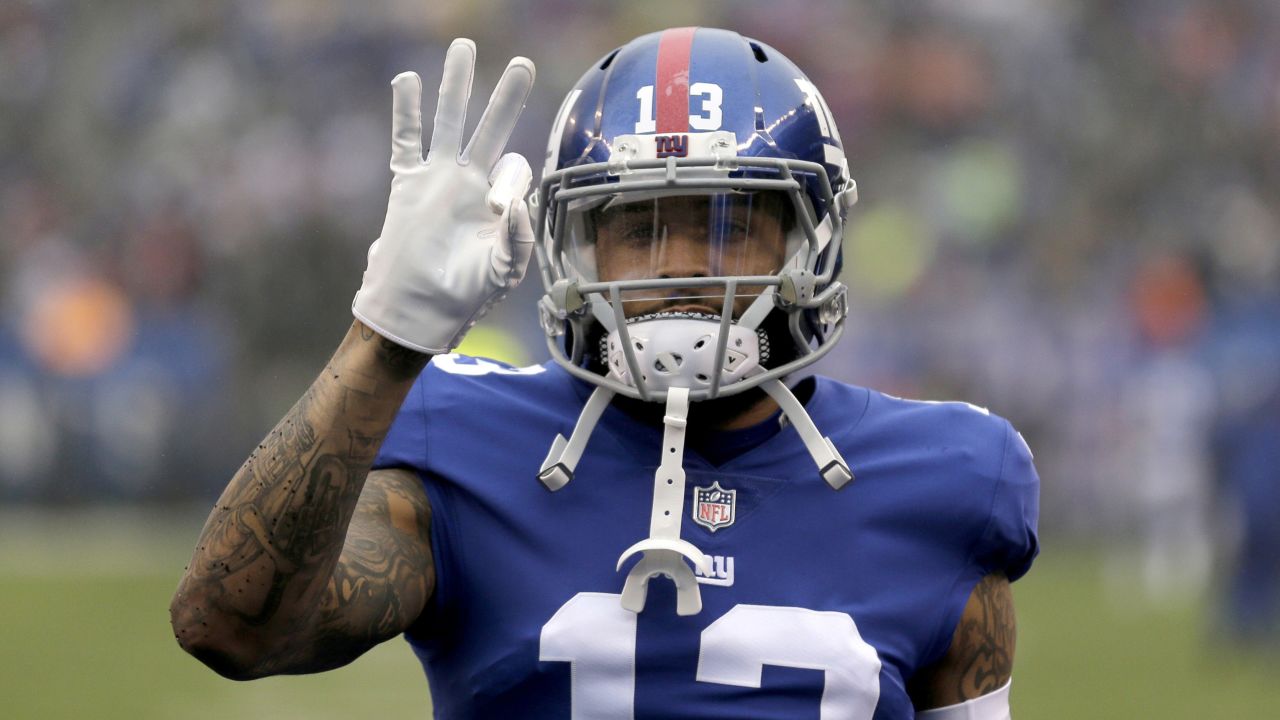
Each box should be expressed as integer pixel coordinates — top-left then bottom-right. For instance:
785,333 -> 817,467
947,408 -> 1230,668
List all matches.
353,39 -> 536,354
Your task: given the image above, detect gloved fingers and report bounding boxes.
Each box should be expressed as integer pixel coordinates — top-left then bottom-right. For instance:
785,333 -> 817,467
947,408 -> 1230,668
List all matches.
429,38 -> 476,162
486,152 -> 533,214
389,72 -> 424,172
463,56 -> 535,171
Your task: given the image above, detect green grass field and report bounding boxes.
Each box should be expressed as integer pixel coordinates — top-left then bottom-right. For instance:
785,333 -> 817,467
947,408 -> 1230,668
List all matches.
1,509 -> 1275,718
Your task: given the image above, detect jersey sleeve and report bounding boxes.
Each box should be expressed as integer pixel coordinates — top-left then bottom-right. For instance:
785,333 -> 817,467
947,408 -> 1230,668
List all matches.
371,374 -> 429,471
974,419 -> 1040,581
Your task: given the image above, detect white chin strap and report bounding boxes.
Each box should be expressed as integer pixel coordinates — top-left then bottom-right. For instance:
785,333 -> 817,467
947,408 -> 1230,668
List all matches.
538,320 -> 853,616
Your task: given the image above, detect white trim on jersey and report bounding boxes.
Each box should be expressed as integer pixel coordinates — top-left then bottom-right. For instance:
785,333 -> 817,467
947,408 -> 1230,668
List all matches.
916,679 -> 1012,720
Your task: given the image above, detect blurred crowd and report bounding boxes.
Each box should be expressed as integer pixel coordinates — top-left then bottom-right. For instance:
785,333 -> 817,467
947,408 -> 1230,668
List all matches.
2,0 -> 1278,640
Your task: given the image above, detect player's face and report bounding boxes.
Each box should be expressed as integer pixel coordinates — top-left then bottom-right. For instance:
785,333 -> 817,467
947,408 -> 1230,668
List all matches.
592,193 -> 792,318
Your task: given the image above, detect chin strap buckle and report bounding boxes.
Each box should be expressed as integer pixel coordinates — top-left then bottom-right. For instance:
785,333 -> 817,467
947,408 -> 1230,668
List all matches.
538,386 -> 615,491
615,387 -> 710,616
761,379 -> 854,490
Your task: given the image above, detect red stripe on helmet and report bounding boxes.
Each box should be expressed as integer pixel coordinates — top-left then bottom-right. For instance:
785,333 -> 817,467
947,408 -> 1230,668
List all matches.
654,27 -> 697,133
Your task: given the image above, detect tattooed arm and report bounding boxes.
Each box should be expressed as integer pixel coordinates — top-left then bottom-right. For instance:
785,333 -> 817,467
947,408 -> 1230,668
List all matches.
170,320 -> 434,680
908,572 -> 1017,710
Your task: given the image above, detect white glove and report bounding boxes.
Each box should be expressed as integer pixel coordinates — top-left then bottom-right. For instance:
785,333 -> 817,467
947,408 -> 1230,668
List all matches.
353,39 -> 536,354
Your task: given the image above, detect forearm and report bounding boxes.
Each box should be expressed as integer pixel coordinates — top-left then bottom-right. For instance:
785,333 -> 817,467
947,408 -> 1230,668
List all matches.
170,320 -> 429,677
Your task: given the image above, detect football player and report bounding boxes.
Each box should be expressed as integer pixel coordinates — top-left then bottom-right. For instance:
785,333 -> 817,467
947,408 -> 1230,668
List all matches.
172,28 -> 1039,719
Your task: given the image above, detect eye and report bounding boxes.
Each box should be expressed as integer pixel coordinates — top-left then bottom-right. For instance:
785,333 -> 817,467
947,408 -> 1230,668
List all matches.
619,223 -> 651,243
599,214 -> 652,245
712,219 -> 750,240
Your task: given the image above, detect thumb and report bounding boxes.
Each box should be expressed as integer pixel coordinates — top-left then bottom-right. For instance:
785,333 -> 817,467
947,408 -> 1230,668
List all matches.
486,152 -> 533,214
491,199 -> 535,288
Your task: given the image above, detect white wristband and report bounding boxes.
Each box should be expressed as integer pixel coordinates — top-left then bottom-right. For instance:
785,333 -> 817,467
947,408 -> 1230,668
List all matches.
916,678 -> 1012,720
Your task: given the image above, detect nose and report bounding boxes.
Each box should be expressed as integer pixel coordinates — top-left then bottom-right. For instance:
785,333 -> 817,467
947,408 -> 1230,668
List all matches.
654,225 -> 710,280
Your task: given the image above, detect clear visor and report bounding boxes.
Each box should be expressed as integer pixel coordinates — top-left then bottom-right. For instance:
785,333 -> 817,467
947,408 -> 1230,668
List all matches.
565,191 -> 799,317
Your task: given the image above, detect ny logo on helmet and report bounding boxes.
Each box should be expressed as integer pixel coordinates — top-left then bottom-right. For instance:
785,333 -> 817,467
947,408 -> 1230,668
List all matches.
655,134 -> 688,158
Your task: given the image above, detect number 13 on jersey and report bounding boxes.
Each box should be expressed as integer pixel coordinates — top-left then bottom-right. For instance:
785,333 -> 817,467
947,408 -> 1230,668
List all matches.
540,593 -> 882,718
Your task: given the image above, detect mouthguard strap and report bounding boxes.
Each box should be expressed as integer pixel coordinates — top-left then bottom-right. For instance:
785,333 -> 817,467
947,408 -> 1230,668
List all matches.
615,387 -> 711,615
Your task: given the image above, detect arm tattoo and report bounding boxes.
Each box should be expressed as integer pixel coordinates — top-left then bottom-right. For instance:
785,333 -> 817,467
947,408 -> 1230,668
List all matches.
361,323 -> 426,382
950,573 -> 1016,698
171,323 -> 431,676
261,470 -> 434,674
907,572 -> 1016,709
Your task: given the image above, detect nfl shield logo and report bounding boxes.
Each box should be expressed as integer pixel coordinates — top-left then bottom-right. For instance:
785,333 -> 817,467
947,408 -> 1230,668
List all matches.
692,481 -> 736,532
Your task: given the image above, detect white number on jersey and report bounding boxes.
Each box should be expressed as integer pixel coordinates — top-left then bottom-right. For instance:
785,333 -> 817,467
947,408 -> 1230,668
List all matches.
698,604 -> 882,718
540,592 -> 882,718
431,354 -> 546,377
539,593 -> 637,719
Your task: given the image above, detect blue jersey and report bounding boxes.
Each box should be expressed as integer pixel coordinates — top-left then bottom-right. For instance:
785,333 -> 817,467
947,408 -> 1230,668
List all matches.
373,355 -> 1040,719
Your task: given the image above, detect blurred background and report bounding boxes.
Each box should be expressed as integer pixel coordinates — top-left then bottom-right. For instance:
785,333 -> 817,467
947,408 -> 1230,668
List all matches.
2,0 -> 1278,716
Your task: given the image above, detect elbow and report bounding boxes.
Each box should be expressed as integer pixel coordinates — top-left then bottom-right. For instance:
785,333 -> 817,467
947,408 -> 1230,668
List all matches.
183,642 -> 271,682
169,588 -> 274,681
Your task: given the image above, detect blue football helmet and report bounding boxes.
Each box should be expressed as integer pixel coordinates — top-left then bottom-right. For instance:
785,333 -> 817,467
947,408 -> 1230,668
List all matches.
532,26 -> 857,403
